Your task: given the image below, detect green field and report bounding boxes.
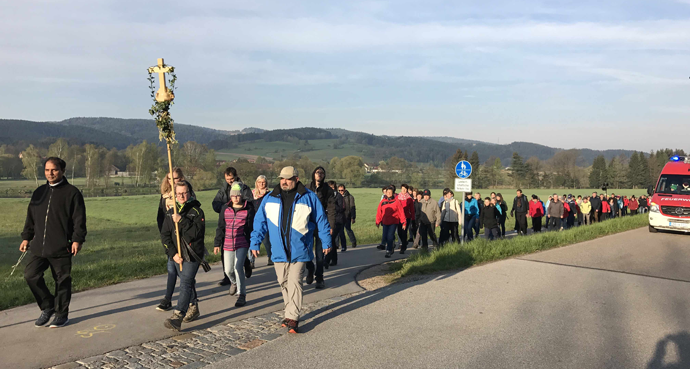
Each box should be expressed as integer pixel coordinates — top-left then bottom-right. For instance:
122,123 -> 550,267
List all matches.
0,187 -> 650,311
216,139 -> 373,163
0,177 -> 88,189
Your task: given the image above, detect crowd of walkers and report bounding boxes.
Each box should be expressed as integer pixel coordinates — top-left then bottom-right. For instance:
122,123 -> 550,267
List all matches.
376,186 -> 651,254
155,165 -> 357,333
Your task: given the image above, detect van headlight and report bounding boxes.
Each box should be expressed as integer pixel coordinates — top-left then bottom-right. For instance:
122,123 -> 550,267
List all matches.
650,202 -> 659,213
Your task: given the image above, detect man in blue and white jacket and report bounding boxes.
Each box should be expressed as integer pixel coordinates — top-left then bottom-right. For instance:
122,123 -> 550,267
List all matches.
250,166 -> 331,334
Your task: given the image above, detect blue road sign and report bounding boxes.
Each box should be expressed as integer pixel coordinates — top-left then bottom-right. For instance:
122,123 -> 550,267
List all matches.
455,160 -> 472,179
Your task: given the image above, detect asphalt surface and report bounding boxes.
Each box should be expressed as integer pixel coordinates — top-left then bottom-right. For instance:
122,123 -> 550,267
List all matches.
211,228 -> 690,369
0,243 -> 411,369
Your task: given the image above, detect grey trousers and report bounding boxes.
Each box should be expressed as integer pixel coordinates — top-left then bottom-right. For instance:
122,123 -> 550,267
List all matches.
223,247 -> 249,295
274,262 -> 306,321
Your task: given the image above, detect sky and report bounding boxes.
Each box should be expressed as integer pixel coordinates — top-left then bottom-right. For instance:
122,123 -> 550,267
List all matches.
1,0 -> 689,151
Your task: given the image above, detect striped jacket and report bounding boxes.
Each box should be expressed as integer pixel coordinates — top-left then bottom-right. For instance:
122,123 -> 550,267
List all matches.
214,201 -> 254,251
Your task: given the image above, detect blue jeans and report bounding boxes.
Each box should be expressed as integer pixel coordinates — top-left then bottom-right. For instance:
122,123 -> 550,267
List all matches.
175,261 -> 199,314
464,217 -> 475,240
473,218 -> 481,238
164,259 -> 178,302
382,224 -> 397,252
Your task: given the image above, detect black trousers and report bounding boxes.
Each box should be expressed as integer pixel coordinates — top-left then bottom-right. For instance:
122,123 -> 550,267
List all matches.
515,213 -> 528,235
309,235 -> 326,282
532,216 -> 542,232
339,217 -> 357,248
326,223 -> 343,265
548,216 -> 560,231
419,223 -> 438,248
498,217 -> 506,237
24,253 -> 72,317
440,221 -> 459,245
397,218 -> 411,251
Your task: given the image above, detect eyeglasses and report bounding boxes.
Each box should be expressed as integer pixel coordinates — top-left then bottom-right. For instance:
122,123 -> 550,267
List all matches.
175,191 -> 190,197
338,190 -> 344,192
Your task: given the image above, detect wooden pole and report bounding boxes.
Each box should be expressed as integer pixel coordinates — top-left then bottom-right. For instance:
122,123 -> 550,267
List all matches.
167,141 -> 182,270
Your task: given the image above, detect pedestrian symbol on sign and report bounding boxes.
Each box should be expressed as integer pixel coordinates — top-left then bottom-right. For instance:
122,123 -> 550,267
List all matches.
455,160 -> 472,179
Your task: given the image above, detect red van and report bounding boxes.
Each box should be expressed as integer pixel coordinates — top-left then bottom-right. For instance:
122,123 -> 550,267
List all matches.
648,155 -> 690,233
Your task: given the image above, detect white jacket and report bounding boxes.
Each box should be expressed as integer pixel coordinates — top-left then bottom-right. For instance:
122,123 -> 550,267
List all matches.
441,197 -> 462,223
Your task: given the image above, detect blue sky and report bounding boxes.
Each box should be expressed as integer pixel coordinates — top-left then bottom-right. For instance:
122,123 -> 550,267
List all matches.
1,0 -> 689,151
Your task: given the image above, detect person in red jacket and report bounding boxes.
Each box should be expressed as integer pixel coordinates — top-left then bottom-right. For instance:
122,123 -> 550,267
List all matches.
601,196 -> 610,221
376,186 -> 407,258
528,195 -> 544,233
396,184 -> 415,253
561,197 -> 570,230
628,195 -> 639,215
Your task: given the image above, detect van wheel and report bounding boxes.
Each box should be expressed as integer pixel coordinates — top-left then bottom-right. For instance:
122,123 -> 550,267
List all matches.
649,225 -> 658,233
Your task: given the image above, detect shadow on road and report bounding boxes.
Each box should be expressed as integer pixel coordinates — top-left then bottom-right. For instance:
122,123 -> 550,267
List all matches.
647,332 -> 690,369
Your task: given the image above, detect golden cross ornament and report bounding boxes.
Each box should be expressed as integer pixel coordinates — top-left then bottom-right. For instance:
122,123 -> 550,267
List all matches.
148,58 -> 175,102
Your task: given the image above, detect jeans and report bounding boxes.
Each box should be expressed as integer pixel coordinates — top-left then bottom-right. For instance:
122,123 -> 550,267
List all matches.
223,247 -> 249,295
464,217 -> 475,241
473,218 -> 481,238
484,227 -> 500,240
339,217 -> 357,248
24,254 -> 72,317
164,259 -> 178,302
310,235 -> 325,282
382,224 -> 397,252
175,261 -> 199,314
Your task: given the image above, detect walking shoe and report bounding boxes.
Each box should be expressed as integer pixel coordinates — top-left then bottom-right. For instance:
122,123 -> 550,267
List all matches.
329,261 -> 338,267
341,248 -> 347,252
315,280 -> 325,289
413,245 -> 419,249
235,294 -> 246,307
35,308 -> 54,327
306,268 -> 314,285
385,251 -> 392,258
218,278 -> 231,287
245,263 -> 253,279
164,310 -> 184,331
324,262 -> 329,270
400,250 -> 405,255
376,245 -> 385,250
251,259 -> 256,268
183,303 -> 200,323
267,261 -> 274,266
281,318 -> 289,327
49,315 -> 69,328
229,283 -> 238,296
156,299 -> 172,311
352,242 -> 357,248
286,319 -> 299,334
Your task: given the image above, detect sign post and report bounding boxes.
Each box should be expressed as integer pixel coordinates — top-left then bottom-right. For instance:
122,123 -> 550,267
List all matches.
455,161 -> 473,245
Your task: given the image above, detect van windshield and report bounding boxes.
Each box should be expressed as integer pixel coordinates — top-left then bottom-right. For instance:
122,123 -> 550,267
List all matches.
656,175 -> 690,194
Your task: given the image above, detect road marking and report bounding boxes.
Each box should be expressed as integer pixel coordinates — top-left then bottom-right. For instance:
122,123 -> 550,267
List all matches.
75,324 -> 116,338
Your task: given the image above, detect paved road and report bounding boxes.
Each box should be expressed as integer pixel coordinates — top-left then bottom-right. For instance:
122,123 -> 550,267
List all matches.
0,244 -> 411,369
211,228 -> 690,369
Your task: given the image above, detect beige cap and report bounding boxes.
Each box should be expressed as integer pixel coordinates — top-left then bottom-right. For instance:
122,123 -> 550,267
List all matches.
278,166 -> 298,179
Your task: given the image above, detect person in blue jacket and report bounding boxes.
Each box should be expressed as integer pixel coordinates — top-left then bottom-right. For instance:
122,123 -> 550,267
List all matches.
464,193 -> 479,241
250,166 -> 331,334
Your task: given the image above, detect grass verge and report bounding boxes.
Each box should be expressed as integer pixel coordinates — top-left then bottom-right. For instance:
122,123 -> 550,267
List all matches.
389,214 -> 649,279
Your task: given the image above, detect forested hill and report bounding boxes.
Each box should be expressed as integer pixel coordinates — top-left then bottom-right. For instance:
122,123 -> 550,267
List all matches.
1,117 -> 636,166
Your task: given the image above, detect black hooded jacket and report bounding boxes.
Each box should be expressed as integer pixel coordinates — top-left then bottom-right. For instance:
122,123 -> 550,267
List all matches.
160,199 -> 206,262
212,178 -> 253,214
21,178 -> 87,258
308,166 -> 337,227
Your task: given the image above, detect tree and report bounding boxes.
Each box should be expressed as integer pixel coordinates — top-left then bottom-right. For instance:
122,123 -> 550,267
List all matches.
589,155 -> 607,188
339,156 -> 365,187
101,148 -> 118,188
48,138 -> 69,159
444,149 -> 466,187
627,152 -> 643,189
469,151 -> 480,177
21,145 -> 41,185
509,152 -> 527,188
84,144 -> 101,188
66,145 -> 83,181
126,141 -> 159,187
607,157 -> 627,189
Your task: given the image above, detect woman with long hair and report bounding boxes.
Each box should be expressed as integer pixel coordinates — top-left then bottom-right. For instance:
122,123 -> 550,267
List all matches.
495,193 -> 508,238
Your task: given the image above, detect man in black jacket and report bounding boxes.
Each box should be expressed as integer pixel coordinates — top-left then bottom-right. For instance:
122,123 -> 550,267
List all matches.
479,198 -> 500,240
212,167 -> 253,286
21,157 -> 87,328
161,180 -> 206,331
511,189 -> 529,236
337,184 -> 357,249
590,192 -> 601,223
327,181 -> 345,258
307,166 -> 336,289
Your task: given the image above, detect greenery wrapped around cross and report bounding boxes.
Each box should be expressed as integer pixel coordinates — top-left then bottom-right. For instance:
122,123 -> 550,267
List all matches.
147,58 -> 182,269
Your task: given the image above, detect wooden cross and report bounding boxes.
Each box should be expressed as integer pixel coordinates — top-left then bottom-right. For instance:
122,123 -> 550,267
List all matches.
148,58 -> 175,102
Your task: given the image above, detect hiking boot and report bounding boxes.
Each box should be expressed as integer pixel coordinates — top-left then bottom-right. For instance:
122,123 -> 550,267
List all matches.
49,315 -> 69,328
315,280 -> 325,289
218,278 -> 231,287
164,311 -> 184,331
229,283 -> 238,296
35,308 -> 54,327
306,268 -> 314,285
376,244 -> 385,250
329,261 -> 338,267
341,248 -> 347,252
285,319 -> 299,334
235,294 -> 246,307
385,251 -> 392,258
324,262 -> 329,270
156,299 -> 172,311
183,303 -> 199,323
